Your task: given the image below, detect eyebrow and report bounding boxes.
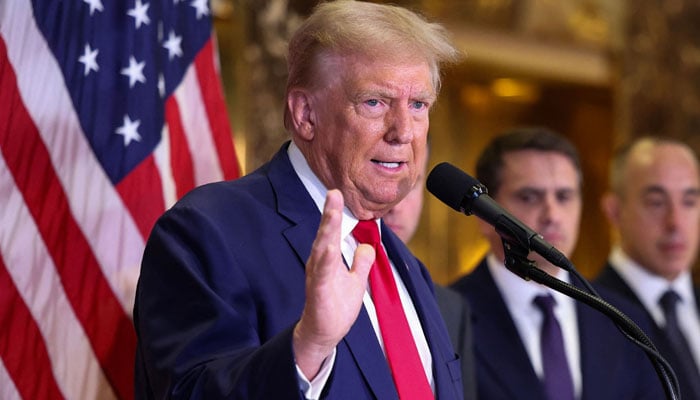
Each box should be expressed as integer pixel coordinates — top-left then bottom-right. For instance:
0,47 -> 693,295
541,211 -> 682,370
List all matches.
354,87 -> 436,102
642,185 -> 700,197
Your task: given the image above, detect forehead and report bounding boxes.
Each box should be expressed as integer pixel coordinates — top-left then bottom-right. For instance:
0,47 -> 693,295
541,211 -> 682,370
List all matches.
499,150 -> 580,190
626,144 -> 700,193
322,51 -> 435,96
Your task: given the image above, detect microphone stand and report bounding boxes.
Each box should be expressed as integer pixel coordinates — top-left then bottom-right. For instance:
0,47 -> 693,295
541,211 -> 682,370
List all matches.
502,239 -> 681,400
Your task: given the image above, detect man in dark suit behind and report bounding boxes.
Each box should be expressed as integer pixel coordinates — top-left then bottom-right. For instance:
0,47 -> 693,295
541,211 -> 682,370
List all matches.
595,136 -> 700,399
450,127 -> 664,399
133,1 -> 465,399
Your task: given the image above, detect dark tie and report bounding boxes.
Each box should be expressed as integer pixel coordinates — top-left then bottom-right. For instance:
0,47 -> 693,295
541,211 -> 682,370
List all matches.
352,220 -> 433,399
659,289 -> 700,397
533,294 -> 575,400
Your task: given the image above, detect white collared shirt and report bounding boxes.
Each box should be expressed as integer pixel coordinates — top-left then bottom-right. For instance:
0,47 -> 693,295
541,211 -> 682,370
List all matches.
608,246 -> 700,370
487,253 -> 582,398
288,142 -> 434,398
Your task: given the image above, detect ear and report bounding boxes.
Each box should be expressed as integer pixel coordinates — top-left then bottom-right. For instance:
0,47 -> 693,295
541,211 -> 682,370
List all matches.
287,89 -> 315,141
601,191 -> 621,225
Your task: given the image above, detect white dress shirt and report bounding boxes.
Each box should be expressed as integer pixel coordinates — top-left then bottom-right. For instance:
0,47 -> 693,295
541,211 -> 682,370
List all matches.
608,246 -> 700,371
487,253 -> 582,398
288,142 -> 434,399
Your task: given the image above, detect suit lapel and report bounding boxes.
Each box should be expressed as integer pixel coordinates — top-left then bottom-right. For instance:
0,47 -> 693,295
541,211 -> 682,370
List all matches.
470,262 -> 546,399
266,143 -> 322,267
576,296 -> 613,399
382,226 -> 461,399
343,309 -> 400,399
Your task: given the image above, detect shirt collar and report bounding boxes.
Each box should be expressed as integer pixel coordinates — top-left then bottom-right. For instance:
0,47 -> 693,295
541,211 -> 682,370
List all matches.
609,246 -> 694,310
287,141 -> 361,239
487,253 -> 573,310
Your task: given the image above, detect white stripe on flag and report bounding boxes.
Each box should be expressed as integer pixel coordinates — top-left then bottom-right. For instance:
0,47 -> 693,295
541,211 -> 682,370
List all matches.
2,0 -> 145,314
0,153 -> 116,400
154,124 -> 179,209
175,65 -> 225,185
0,359 -> 21,400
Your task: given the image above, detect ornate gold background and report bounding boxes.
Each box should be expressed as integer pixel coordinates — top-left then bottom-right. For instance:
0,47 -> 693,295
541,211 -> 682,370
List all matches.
213,0 -> 700,285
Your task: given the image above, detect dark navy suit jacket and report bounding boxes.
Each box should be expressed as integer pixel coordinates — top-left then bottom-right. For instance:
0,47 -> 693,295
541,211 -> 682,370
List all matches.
435,285 -> 477,400
451,259 -> 665,400
134,143 -> 463,399
596,263 -> 700,400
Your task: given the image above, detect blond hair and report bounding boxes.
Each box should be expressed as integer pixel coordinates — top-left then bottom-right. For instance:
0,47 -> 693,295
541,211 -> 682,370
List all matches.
283,0 -> 461,130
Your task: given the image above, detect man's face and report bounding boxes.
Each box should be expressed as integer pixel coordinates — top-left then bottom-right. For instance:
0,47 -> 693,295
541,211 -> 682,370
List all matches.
607,143 -> 700,280
482,150 -> 582,275
300,52 -> 434,220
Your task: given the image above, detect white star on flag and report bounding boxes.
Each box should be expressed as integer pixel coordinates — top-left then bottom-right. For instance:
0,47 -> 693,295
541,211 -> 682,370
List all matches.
120,56 -> 146,88
128,0 -> 151,29
115,115 -> 142,146
78,44 -> 99,76
83,0 -> 104,15
163,30 -> 183,60
191,0 -> 209,19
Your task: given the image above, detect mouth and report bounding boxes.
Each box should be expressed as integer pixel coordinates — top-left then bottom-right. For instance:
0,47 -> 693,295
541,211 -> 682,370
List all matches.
660,242 -> 686,254
371,159 -> 404,169
541,232 -> 564,245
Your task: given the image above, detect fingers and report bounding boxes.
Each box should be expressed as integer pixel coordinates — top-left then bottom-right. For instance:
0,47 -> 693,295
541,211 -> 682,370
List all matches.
308,190 -> 343,268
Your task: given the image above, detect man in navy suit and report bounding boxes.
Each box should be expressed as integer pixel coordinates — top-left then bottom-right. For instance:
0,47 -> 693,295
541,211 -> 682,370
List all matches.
595,136 -> 700,399
450,128 -> 664,399
133,1 -> 464,399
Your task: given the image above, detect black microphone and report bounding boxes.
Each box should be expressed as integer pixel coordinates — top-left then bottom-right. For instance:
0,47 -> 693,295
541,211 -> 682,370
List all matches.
426,161 -> 570,270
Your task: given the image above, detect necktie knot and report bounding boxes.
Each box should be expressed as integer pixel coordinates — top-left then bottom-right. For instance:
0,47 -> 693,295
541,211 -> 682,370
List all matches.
352,220 -> 381,246
659,289 -> 682,321
534,294 -> 557,315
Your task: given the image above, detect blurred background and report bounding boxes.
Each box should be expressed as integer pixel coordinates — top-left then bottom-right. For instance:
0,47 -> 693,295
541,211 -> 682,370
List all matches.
211,0 -> 700,285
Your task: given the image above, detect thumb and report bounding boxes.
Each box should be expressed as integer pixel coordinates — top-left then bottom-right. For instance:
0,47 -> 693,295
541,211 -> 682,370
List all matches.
352,243 -> 375,282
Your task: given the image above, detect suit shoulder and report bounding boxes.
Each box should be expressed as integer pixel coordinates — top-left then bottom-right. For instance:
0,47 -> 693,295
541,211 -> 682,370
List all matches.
449,260 -> 488,295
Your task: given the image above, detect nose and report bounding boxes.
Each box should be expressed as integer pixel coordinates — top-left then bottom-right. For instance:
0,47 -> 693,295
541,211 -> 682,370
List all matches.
385,105 -> 414,144
540,194 -> 561,226
664,203 -> 682,231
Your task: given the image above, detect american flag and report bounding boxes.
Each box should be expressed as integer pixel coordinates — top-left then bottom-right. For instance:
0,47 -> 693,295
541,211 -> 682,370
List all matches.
0,0 -> 240,398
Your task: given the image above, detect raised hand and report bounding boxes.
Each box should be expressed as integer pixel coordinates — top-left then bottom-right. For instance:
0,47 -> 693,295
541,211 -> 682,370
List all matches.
293,189 -> 374,380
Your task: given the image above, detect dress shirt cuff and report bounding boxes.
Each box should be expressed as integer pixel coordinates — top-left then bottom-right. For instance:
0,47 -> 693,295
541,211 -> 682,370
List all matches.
296,348 -> 337,400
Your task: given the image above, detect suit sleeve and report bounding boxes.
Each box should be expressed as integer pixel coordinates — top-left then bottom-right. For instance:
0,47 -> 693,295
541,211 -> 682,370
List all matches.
133,203 -> 304,400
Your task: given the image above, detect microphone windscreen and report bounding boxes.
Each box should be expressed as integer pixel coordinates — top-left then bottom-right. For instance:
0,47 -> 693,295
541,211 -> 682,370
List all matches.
426,162 -> 480,212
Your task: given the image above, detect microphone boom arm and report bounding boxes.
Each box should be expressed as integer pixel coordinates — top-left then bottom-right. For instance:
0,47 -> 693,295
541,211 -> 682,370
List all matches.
502,241 -> 681,400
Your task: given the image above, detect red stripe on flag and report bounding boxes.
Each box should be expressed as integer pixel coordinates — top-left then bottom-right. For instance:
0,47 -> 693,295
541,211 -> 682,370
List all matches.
194,38 -> 240,180
115,155 -> 166,240
165,97 -> 196,199
0,40 -> 135,400
0,254 -> 65,400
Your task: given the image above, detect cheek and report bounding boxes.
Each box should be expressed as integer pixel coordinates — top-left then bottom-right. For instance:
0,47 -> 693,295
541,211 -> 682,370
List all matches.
568,205 -> 583,230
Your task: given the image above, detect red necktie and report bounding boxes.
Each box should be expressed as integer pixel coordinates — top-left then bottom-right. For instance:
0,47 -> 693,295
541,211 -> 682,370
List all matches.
352,220 -> 433,399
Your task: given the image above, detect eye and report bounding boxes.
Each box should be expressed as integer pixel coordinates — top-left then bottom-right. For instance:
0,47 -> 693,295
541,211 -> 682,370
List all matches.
556,190 -> 576,204
682,194 -> 700,208
516,191 -> 541,205
410,101 -> 427,111
643,196 -> 665,209
365,99 -> 380,107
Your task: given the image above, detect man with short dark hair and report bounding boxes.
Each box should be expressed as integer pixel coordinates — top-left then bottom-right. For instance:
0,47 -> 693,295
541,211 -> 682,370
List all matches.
451,127 -> 664,399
